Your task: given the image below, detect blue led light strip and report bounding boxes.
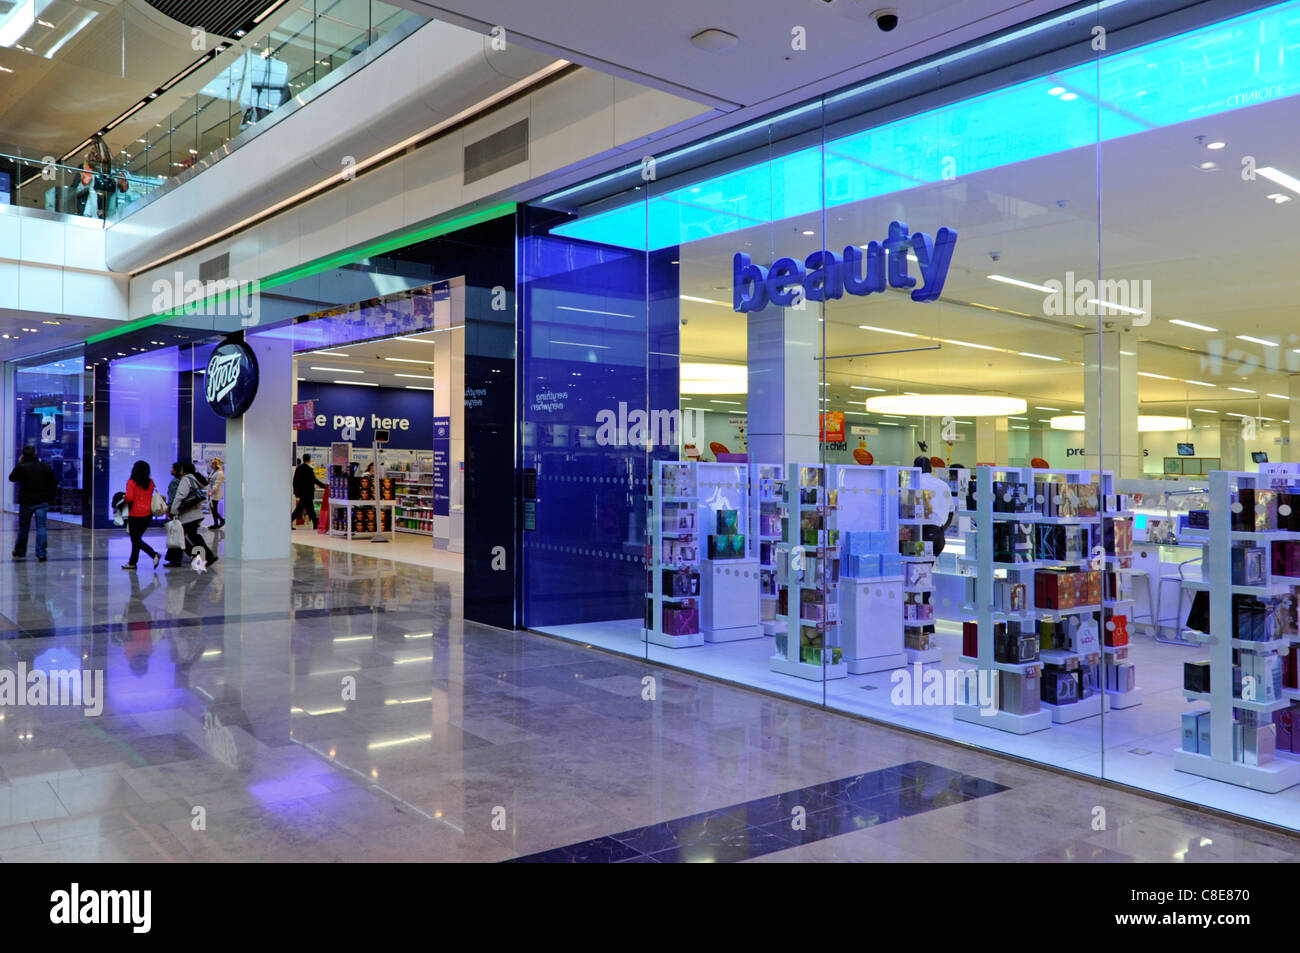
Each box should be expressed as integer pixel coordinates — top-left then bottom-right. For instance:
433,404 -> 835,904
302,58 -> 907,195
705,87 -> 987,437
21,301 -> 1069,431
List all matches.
552,0 -> 1299,251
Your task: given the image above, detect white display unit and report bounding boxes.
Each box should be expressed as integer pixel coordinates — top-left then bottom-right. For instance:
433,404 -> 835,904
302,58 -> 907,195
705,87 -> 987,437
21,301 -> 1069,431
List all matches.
389,455 -> 436,536
328,499 -> 397,541
833,463 -> 908,674
751,463 -> 786,638
1099,470 -> 1143,709
898,467 -> 942,664
772,463 -> 847,681
644,460 -> 704,649
1173,469 -> 1300,793
697,461 -> 760,642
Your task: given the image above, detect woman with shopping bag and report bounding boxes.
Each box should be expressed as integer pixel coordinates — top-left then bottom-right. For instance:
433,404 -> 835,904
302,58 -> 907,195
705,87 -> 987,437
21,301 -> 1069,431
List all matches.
171,462 -> 217,569
122,461 -> 162,570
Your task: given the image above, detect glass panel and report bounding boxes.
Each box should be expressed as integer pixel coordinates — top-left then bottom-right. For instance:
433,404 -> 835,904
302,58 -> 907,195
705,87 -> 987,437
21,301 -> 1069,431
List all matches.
13,347 -> 87,524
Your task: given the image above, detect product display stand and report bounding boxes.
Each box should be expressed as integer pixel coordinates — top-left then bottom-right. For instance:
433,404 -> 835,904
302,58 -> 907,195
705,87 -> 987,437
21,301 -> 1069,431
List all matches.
772,463 -> 847,680
390,455 -> 437,535
644,460 -> 705,649
1174,469 -> 1300,792
834,464 -> 907,674
751,463 -> 786,638
697,461 -> 760,642
1100,471 -> 1143,709
329,499 -> 396,541
899,468 -> 942,664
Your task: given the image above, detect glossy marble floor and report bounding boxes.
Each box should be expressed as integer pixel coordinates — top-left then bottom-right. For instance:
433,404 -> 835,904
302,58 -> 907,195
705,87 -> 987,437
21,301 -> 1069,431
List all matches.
0,520 -> 1296,862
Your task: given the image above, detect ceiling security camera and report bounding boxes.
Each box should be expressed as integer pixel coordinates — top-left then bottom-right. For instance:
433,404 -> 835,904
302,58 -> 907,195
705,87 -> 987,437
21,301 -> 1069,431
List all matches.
872,8 -> 899,31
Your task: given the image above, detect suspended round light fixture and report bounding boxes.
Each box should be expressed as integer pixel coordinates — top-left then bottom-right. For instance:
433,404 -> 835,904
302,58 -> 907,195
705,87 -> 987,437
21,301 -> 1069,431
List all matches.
680,362 -> 747,395
1050,414 -> 1192,432
864,394 -> 1026,416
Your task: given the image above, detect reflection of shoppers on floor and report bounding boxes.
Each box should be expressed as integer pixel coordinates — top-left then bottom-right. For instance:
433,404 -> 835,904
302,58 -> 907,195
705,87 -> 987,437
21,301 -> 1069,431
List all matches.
118,572 -> 160,676
172,462 -> 217,567
123,461 -> 161,570
207,458 -> 226,529
9,445 -> 57,562
292,454 -> 326,530
913,455 -> 954,557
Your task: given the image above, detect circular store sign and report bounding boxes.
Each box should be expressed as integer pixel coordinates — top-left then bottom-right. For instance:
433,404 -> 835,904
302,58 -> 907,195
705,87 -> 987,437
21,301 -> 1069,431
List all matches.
205,340 -> 259,418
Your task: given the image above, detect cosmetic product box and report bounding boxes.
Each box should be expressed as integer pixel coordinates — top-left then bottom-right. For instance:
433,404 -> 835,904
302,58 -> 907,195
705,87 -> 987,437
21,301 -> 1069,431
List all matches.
662,569 -> 700,598
1232,489 -> 1256,532
662,606 -> 699,636
1183,708 -> 1210,752
905,562 -> 933,588
1242,652 -> 1284,702
1240,723 -> 1277,765
1041,667 -> 1079,705
1105,661 -> 1136,693
962,621 -> 979,658
1184,660 -> 1212,694
1196,712 -> 1215,755
1039,619 -> 1062,652
1078,662 -> 1101,699
995,630 -> 1039,665
1273,706 -> 1300,752
1103,614 -> 1129,646
1230,545 -> 1266,586
1000,671 -> 1042,715
1070,619 -> 1100,657
708,534 -> 745,560
1035,570 -> 1075,610
1285,645 -> 1300,689
905,630 -> 935,651
715,509 -> 739,536
879,554 -> 903,576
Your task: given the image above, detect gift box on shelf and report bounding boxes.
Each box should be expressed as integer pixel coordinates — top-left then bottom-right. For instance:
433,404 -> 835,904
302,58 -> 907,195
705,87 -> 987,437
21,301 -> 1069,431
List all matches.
1184,659 -> 1211,694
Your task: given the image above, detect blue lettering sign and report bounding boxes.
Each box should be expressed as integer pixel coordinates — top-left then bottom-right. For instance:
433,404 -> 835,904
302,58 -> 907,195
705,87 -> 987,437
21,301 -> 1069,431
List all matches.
733,220 -> 957,312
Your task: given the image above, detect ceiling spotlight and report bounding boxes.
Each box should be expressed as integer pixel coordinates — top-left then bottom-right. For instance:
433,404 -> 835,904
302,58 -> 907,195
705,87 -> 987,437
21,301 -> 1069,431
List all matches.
1206,141 -> 1226,150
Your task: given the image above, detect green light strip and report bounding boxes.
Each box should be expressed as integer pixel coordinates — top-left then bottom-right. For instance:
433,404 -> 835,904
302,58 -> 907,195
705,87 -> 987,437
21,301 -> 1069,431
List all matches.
86,201 -> 516,345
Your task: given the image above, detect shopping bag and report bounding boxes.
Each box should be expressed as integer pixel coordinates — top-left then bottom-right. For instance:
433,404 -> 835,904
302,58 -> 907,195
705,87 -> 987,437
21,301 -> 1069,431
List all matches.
166,519 -> 184,549
151,491 -> 167,516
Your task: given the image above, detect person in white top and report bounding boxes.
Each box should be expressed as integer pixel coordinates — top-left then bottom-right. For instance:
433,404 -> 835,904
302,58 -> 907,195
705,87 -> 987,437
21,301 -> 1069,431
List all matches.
207,459 -> 226,530
913,456 -> 954,556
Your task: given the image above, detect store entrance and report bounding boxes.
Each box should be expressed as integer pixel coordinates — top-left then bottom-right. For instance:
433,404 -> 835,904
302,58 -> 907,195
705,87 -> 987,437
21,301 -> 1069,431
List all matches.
283,326 -> 464,568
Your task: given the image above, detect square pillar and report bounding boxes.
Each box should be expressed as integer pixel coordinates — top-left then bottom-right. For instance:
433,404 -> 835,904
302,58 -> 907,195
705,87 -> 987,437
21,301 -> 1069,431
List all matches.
1084,331 -> 1140,477
225,334 -> 292,560
747,308 -> 818,465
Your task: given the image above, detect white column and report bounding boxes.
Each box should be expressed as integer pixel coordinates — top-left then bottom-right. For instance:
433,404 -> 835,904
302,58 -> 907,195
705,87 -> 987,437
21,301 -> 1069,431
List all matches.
747,308 -> 818,466
225,334 -> 292,560
1219,418 -> 1244,472
1287,375 -> 1300,463
975,416 -> 1008,466
1085,331 -> 1140,478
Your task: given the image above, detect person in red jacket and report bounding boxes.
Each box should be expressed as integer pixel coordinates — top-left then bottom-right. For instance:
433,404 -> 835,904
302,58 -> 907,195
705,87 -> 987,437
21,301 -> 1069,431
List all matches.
123,460 -> 161,571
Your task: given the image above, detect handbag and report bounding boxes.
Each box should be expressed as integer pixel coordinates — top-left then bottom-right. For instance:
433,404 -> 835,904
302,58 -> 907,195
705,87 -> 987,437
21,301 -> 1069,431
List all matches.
166,519 -> 184,549
150,490 -> 167,517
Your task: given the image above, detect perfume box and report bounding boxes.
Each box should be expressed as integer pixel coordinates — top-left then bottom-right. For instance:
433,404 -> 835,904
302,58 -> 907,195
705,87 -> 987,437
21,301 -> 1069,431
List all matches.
995,630 -> 1039,665
1184,660 -> 1212,694
662,605 -> 699,636
1000,671 -> 1041,715
1232,489 -> 1256,532
905,630 -> 934,651
1182,708 -> 1210,752
1230,545 -> 1265,586
662,569 -> 700,598
1273,706 -> 1300,751
708,534 -> 745,560
1041,668 -> 1079,705
904,562 -> 933,588
1103,614 -> 1128,646
1079,662 -> 1101,698
1241,723 -> 1277,765
715,509 -> 739,536
962,621 -> 979,658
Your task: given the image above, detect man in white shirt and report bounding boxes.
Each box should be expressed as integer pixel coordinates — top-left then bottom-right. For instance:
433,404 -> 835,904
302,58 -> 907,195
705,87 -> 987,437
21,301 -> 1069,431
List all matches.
913,456 -> 954,556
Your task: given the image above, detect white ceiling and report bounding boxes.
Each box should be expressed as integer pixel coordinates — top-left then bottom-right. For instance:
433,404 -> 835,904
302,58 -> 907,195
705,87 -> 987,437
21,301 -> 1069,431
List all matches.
292,331 -> 443,391
395,0 -> 1076,110
0,309 -> 119,360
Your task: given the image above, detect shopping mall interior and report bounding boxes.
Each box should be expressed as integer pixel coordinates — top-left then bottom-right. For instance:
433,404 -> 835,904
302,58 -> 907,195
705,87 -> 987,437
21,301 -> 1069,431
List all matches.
0,0 -> 1299,881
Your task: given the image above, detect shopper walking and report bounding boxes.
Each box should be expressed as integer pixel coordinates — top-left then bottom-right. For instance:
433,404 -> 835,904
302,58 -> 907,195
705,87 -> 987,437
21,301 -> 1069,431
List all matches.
163,462 -> 185,567
913,455 -> 954,557
292,454 -> 326,530
123,461 -> 161,570
9,445 -> 57,562
207,458 -> 226,529
172,462 -> 217,567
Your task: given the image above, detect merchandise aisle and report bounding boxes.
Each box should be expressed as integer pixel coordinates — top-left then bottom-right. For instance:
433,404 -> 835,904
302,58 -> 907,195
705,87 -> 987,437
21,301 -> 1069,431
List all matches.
533,459 -> 1300,831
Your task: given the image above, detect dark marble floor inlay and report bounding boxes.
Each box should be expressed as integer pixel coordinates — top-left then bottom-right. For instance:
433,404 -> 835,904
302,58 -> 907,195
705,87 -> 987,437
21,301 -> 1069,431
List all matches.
0,603 -> 387,640
508,760 -> 1009,863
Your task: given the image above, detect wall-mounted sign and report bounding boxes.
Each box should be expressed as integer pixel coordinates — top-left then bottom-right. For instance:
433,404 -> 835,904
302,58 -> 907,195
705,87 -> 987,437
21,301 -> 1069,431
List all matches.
293,400 -> 315,430
733,221 -> 958,312
204,339 -> 259,419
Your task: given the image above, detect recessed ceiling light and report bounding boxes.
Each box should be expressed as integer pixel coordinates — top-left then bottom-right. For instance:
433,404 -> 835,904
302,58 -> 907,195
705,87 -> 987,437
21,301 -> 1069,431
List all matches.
1193,408 -> 1218,413
988,274 -> 1054,293
1206,141 -> 1226,150
1034,406 -> 1061,411
1047,86 -> 1065,96
310,366 -> 362,374
1019,352 -> 1062,361
1088,298 -> 1145,316
1199,161 -> 1216,170
1237,335 -> 1279,347
1137,372 -> 1173,380
680,295 -> 729,307
801,230 -> 815,236
1268,193 -> 1293,204
942,339 -> 999,351
1228,387 -> 1256,393
850,385 -> 887,392
333,380 -> 378,387
1258,166 -> 1300,195
1169,319 -> 1218,332
395,373 -> 436,380
404,386 -> 436,391
384,357 -> 437,364
1184,380 -> 1214,387
1267,393 -> 1289,400
1059,92 -> 1079,101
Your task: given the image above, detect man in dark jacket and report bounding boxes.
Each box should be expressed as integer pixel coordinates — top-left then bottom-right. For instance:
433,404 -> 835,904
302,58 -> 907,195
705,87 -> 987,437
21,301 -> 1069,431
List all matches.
291,454 -> 327,530
9,445 -> 57,561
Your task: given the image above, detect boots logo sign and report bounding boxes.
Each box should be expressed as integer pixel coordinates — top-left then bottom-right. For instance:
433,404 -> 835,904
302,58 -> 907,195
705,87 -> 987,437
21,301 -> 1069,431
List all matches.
732,221 -> 957,312
204,340 -> 259,419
